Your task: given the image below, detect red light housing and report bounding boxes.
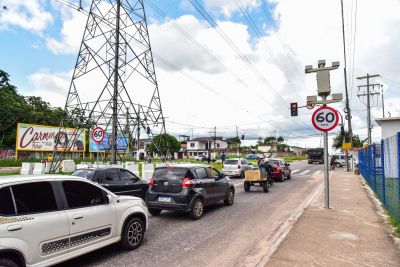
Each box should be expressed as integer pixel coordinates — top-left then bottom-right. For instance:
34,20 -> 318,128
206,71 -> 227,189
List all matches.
148,178 -> 154,187
182,177 -> 194,188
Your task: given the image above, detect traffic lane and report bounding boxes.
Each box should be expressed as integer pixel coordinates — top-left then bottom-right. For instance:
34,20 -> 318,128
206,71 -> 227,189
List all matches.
56,161 -> 323,267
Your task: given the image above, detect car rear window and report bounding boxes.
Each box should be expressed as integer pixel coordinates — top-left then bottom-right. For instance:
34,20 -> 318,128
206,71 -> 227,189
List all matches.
153,168 -> 191,181
225,159 -> 238,165
72,169 -> 95,179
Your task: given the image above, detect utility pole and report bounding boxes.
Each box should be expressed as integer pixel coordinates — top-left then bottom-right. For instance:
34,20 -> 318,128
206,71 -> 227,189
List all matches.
236,126 -> 240,156
340,0 -> 353,172
214,126 -> 217,157
111,0 -> 121,164
381,84 -> 385,118
357,74 -> 380,145
306,60 -> 342,209
136,105 -> 141,161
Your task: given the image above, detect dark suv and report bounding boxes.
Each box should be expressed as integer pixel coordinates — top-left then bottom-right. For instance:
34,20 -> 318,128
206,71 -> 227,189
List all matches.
145,164 -> 235,219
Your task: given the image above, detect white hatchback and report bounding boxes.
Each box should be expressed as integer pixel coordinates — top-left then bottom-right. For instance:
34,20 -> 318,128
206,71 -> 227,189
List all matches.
0,175 -> 148,267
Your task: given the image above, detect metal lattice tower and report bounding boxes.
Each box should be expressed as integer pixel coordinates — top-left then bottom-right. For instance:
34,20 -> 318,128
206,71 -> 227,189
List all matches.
50,0 -> 166,172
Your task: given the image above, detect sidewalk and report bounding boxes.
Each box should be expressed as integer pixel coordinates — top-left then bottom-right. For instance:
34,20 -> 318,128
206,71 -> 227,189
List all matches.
266,169 -> 400,266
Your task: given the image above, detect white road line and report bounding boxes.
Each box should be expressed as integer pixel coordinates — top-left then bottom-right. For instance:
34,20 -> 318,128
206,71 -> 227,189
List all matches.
299,170 -> 310,175
234,182 -> 244,187
291,170 -> 300,174
314,170 -> 322,175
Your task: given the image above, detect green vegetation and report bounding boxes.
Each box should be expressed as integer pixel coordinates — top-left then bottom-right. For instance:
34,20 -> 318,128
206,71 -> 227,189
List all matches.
388,211 -> 400,236
282,156 -> 307,163
146,133 -> 181,156
332,130 -> 366,149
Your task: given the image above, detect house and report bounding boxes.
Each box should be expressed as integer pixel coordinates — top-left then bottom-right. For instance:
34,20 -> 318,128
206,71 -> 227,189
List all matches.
186,137 -> 228,157
375,117 -> 400,139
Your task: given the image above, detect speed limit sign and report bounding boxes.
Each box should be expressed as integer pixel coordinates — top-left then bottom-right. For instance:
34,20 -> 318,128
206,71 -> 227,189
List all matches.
312,106 -> 339,132
92,126 -> 105,143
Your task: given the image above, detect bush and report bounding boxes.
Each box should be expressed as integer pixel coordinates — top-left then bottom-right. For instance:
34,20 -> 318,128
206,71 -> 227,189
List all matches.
0,159 -> 40,167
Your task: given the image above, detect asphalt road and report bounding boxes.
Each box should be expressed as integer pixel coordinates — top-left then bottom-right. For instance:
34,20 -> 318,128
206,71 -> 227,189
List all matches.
57,160 -> 324,267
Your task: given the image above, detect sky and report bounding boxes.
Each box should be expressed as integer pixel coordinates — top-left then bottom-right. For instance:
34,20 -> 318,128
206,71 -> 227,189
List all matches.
1,0 -> 400,150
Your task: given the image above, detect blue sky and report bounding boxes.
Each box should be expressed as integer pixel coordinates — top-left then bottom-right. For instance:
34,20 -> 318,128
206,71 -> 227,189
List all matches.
0,0 -> 277,94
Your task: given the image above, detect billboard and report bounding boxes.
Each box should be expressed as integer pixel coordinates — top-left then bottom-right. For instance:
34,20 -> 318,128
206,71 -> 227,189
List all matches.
89,131 -> 129,152
16,123 -> 86,152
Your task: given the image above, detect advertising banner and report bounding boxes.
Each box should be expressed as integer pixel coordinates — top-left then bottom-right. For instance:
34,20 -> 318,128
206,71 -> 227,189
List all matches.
89,131 -> 129,152
16,123 -> 86,152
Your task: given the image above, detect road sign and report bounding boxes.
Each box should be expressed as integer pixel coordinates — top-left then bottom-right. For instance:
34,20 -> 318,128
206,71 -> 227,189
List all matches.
342,143 -> 352,150
312,106 -> 339,132
306,102 -> 315,110
92,126 -> 105,143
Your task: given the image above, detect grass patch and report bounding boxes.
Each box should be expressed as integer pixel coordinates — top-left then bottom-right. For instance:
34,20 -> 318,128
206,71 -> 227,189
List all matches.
0,172 -> 20,176
282,156 -> 307,163
388,211 -> 400,236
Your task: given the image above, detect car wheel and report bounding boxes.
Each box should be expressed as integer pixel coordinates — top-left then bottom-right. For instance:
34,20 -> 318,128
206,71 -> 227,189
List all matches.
224,188 -> 235,206
280,173 -> 285,182
121,217 -> 145,250
244,181 -> 251,192
190,198 -> 204,220
240,171 -> 245,178
287,173 -> 291,179
0,258 -> 19,267
148,208 -> 161,216
262,182 -> 269,193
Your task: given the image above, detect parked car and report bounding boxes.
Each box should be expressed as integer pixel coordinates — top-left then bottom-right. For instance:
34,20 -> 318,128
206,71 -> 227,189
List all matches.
0,175 -> 148,267
222,158 -> 253,178
246,154 -> 258,160
72,167 -> 149,200
145,164 -> 235,219
269,158 -> 291,182
330,154 -> 352,167
195,154 -> 216,162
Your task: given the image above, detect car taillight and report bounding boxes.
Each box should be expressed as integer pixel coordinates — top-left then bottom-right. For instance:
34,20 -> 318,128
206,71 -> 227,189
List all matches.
182,177 -> 194,188
237,164 -> 241,169
149,178 -> 154,187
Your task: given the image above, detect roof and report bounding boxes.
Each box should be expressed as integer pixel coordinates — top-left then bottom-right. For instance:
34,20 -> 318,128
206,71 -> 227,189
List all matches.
375,117 -> 400,125
0,175 -> 87,186
190,137 -> 225,142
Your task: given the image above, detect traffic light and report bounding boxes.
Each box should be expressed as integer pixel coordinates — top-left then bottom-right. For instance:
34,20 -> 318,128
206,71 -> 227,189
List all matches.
241,134 -> 245,140
290,102 -> 298,116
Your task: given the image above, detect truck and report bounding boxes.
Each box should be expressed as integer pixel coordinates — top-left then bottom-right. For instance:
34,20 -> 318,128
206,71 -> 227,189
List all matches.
307,148 -> 324,164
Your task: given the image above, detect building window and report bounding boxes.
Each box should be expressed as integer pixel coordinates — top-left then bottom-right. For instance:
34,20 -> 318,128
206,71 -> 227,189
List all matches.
217,143 -> 220,148
190,143 -> 195,147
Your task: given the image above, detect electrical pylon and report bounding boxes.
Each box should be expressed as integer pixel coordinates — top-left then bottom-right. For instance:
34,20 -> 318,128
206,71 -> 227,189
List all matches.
50,0 -> 166,172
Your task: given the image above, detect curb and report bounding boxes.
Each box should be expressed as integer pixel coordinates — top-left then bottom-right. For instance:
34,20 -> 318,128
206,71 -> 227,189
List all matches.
256,182 -> 323,266
359,176 -> 400,250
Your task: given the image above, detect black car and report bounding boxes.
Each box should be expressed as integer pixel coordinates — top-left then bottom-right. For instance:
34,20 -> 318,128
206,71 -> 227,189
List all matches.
72,167 -> 149,200
145,164 -> 235,219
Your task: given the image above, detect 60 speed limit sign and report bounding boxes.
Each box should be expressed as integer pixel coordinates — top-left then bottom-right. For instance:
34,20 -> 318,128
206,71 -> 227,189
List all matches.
312,106 -> 339,132
92,126 -> 105,143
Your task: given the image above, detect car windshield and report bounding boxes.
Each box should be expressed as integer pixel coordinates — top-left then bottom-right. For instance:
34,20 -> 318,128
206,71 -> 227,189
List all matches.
225,159 -> 238,165
72,169 -> 95,179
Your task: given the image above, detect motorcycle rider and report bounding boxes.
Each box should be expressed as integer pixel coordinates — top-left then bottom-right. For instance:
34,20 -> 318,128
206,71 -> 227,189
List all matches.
264,158 -> 274,185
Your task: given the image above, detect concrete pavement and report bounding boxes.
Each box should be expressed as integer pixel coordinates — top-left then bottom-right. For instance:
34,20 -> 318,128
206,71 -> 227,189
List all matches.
267,168 -> 400,267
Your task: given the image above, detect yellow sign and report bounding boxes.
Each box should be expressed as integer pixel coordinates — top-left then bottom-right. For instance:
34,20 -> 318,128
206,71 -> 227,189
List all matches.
342,143 -> 352,150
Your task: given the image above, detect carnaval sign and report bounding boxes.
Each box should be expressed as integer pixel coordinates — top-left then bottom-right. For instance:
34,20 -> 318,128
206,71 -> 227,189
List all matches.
16,123 -> 86,152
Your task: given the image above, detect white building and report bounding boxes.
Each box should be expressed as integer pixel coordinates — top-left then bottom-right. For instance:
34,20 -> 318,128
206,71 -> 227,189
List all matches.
186,137 -> 228,157
375,117 -> 400,139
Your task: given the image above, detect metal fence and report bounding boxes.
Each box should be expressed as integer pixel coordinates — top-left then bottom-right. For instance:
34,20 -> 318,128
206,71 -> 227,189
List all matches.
359,133 -> 400,220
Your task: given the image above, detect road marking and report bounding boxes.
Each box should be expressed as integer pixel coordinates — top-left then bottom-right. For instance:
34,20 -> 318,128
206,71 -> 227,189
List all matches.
299,170 -> 310,175
234,182 -> 244,187
291,170 -> 299,174
314,170 -> 322,175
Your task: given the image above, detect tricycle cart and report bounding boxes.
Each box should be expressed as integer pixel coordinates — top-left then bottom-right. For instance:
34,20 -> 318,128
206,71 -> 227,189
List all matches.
244,170 -> 269,192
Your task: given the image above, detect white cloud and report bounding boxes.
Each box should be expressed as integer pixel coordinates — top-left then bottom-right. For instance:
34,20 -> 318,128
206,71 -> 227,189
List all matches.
203,0 -> 261,18
0,0 -> 52,32
46,9 -> 86,54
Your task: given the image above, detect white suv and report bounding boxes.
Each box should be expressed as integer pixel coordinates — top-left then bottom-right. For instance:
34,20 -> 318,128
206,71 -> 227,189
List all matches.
0,175 -> 148,267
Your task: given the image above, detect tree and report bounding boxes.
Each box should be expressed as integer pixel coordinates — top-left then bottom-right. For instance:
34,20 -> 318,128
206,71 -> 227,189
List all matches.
226,137 -> 241,148
333,131 -> 366,149
146,134 -> 181,156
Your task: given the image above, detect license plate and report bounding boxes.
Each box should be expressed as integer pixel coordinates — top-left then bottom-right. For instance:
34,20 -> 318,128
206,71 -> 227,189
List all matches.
158,196 -> 171,202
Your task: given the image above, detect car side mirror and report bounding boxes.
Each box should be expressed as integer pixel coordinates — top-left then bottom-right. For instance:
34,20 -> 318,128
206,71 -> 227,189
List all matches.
285,163 -> 290,166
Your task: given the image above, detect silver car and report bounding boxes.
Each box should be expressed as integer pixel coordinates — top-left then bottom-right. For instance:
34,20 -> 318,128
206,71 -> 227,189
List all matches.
222,158 -> 253,178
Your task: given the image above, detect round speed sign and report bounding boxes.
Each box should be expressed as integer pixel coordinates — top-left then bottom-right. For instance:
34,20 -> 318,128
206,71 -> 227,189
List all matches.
312,106 -> 339,132
92,126 -> 105,143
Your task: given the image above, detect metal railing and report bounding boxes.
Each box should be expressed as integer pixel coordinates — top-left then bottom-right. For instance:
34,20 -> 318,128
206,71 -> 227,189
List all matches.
359,132 -> 400,220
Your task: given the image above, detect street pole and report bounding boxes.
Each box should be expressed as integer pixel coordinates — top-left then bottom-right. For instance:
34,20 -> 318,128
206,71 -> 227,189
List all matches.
381,84 -> 385,118
236,126 -> 239,156
136,105 -> 141,161
305,60 -> 342,209
111,0 -> 121,164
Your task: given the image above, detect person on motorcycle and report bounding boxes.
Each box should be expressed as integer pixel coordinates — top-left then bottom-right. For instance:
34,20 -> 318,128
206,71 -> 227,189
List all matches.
264,158 -> 274,185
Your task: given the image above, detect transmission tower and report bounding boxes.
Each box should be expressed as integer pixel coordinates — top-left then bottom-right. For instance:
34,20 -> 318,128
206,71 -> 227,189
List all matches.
50,0 -> 166,172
